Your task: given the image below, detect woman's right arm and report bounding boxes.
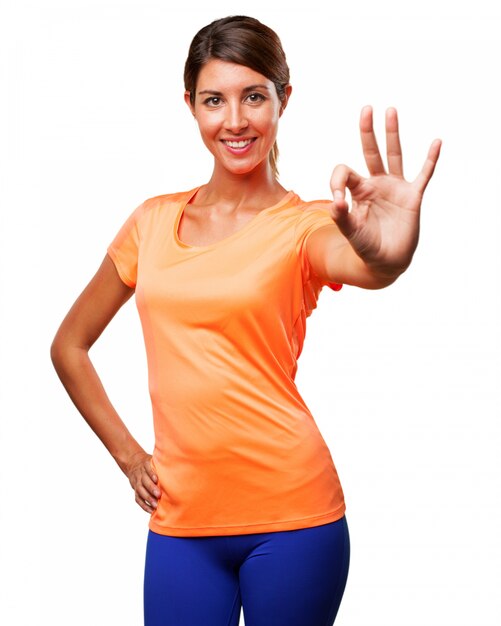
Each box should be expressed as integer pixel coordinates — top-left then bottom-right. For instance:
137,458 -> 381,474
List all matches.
50,253 -> 161,513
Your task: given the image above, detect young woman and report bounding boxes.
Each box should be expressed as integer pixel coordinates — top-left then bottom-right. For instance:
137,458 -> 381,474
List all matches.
51,15 -> 441,626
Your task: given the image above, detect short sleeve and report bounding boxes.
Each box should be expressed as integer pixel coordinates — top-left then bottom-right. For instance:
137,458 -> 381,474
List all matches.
294,205 -> 343,293
106,201 -> 147,288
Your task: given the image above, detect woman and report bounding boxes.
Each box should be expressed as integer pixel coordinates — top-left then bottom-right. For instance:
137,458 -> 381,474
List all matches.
51,15 -> 441,626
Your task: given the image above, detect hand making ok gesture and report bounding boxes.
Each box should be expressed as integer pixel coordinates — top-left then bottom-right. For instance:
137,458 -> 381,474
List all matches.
328,106 -> 442,278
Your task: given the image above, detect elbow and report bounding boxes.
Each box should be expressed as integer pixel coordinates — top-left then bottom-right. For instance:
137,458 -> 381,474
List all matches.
50,326 -> 91,374
50,334 -> 66,373
50,330 -> 81,373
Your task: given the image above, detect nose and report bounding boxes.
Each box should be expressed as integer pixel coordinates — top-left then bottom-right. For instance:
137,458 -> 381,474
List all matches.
224,101 -> 249,133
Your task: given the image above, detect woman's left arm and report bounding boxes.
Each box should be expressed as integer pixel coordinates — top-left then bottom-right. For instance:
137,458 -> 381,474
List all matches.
306,106 -> 442,289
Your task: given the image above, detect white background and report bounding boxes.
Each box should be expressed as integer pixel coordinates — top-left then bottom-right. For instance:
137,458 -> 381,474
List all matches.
1,0 -> 500,624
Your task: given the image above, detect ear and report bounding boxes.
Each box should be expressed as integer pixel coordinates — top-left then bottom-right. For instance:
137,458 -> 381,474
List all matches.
279,84 -> 293,117
184,90 -> 196,117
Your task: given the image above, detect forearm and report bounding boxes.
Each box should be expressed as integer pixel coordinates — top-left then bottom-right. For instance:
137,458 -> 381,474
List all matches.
328,240 -> 408,290
306,224 -> 412,291
350,247 -> 408,289
50,342 -> 145,475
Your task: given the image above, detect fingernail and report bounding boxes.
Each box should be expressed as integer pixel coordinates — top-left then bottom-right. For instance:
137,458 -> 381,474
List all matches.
154,489 -> 161,498
334,189 -> 343,201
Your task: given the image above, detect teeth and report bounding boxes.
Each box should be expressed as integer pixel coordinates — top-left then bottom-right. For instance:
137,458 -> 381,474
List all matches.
224,139 -> 253,148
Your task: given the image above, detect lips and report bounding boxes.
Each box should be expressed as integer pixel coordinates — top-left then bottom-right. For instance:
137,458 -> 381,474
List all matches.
220,137 -> 257,155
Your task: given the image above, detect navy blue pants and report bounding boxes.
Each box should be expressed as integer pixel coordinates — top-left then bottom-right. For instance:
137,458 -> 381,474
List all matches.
144,515 -> 350,626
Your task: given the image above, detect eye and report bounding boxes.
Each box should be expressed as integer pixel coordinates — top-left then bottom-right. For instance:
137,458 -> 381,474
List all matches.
246,92 -> 266,104
203,96 -> 222,107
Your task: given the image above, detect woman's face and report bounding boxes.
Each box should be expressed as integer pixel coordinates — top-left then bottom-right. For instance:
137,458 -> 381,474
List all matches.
185,59 -> 291,176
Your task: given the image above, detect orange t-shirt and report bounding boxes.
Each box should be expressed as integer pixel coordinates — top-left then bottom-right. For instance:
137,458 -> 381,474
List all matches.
107,186 -> 346,537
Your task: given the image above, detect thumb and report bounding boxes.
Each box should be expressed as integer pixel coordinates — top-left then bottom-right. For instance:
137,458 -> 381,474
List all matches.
148,456 -> 158,483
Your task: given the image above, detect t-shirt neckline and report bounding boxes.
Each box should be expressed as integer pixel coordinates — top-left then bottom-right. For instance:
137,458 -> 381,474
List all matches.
173,186 -> 297,251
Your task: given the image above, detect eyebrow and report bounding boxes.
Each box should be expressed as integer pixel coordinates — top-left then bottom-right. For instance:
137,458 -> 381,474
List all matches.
197,84 -> 271,96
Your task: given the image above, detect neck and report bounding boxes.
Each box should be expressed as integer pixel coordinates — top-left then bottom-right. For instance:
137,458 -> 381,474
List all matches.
199,159 -> 287,208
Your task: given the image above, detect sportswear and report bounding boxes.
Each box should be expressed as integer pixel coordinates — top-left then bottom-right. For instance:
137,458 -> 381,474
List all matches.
144,516 -> 350,625
107,186 -> 346,537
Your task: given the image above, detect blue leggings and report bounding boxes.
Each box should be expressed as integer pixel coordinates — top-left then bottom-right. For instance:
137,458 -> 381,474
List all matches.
144,515 -> 350,626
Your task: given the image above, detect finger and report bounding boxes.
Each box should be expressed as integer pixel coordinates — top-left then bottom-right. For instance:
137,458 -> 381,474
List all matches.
360,105 -> 386,176
413,138 -> 442,194
137,484 -> 158,508
143,472 -> 161,499
385,107 -> 404,177
135,492 -> 155,513
330,163 -> 363,196
146,459 -> 161,497
147,459 -> 158,484
329,164 -> 363,238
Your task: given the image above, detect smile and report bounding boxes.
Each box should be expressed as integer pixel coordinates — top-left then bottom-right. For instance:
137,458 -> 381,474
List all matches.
222,138 -> 256,148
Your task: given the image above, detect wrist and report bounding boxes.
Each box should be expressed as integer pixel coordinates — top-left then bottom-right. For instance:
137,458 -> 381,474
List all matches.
112,442 -> 146,476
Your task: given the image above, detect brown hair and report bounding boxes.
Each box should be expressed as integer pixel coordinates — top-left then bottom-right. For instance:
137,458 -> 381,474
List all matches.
184,15 -> 290,179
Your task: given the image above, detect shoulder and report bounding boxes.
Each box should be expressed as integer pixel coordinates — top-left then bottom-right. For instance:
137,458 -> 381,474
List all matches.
141,188 -> 197,212
288,193 -> 333,218
292,198 -> 334,230
130,187 -> 200,228
296,198 -> 332,214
